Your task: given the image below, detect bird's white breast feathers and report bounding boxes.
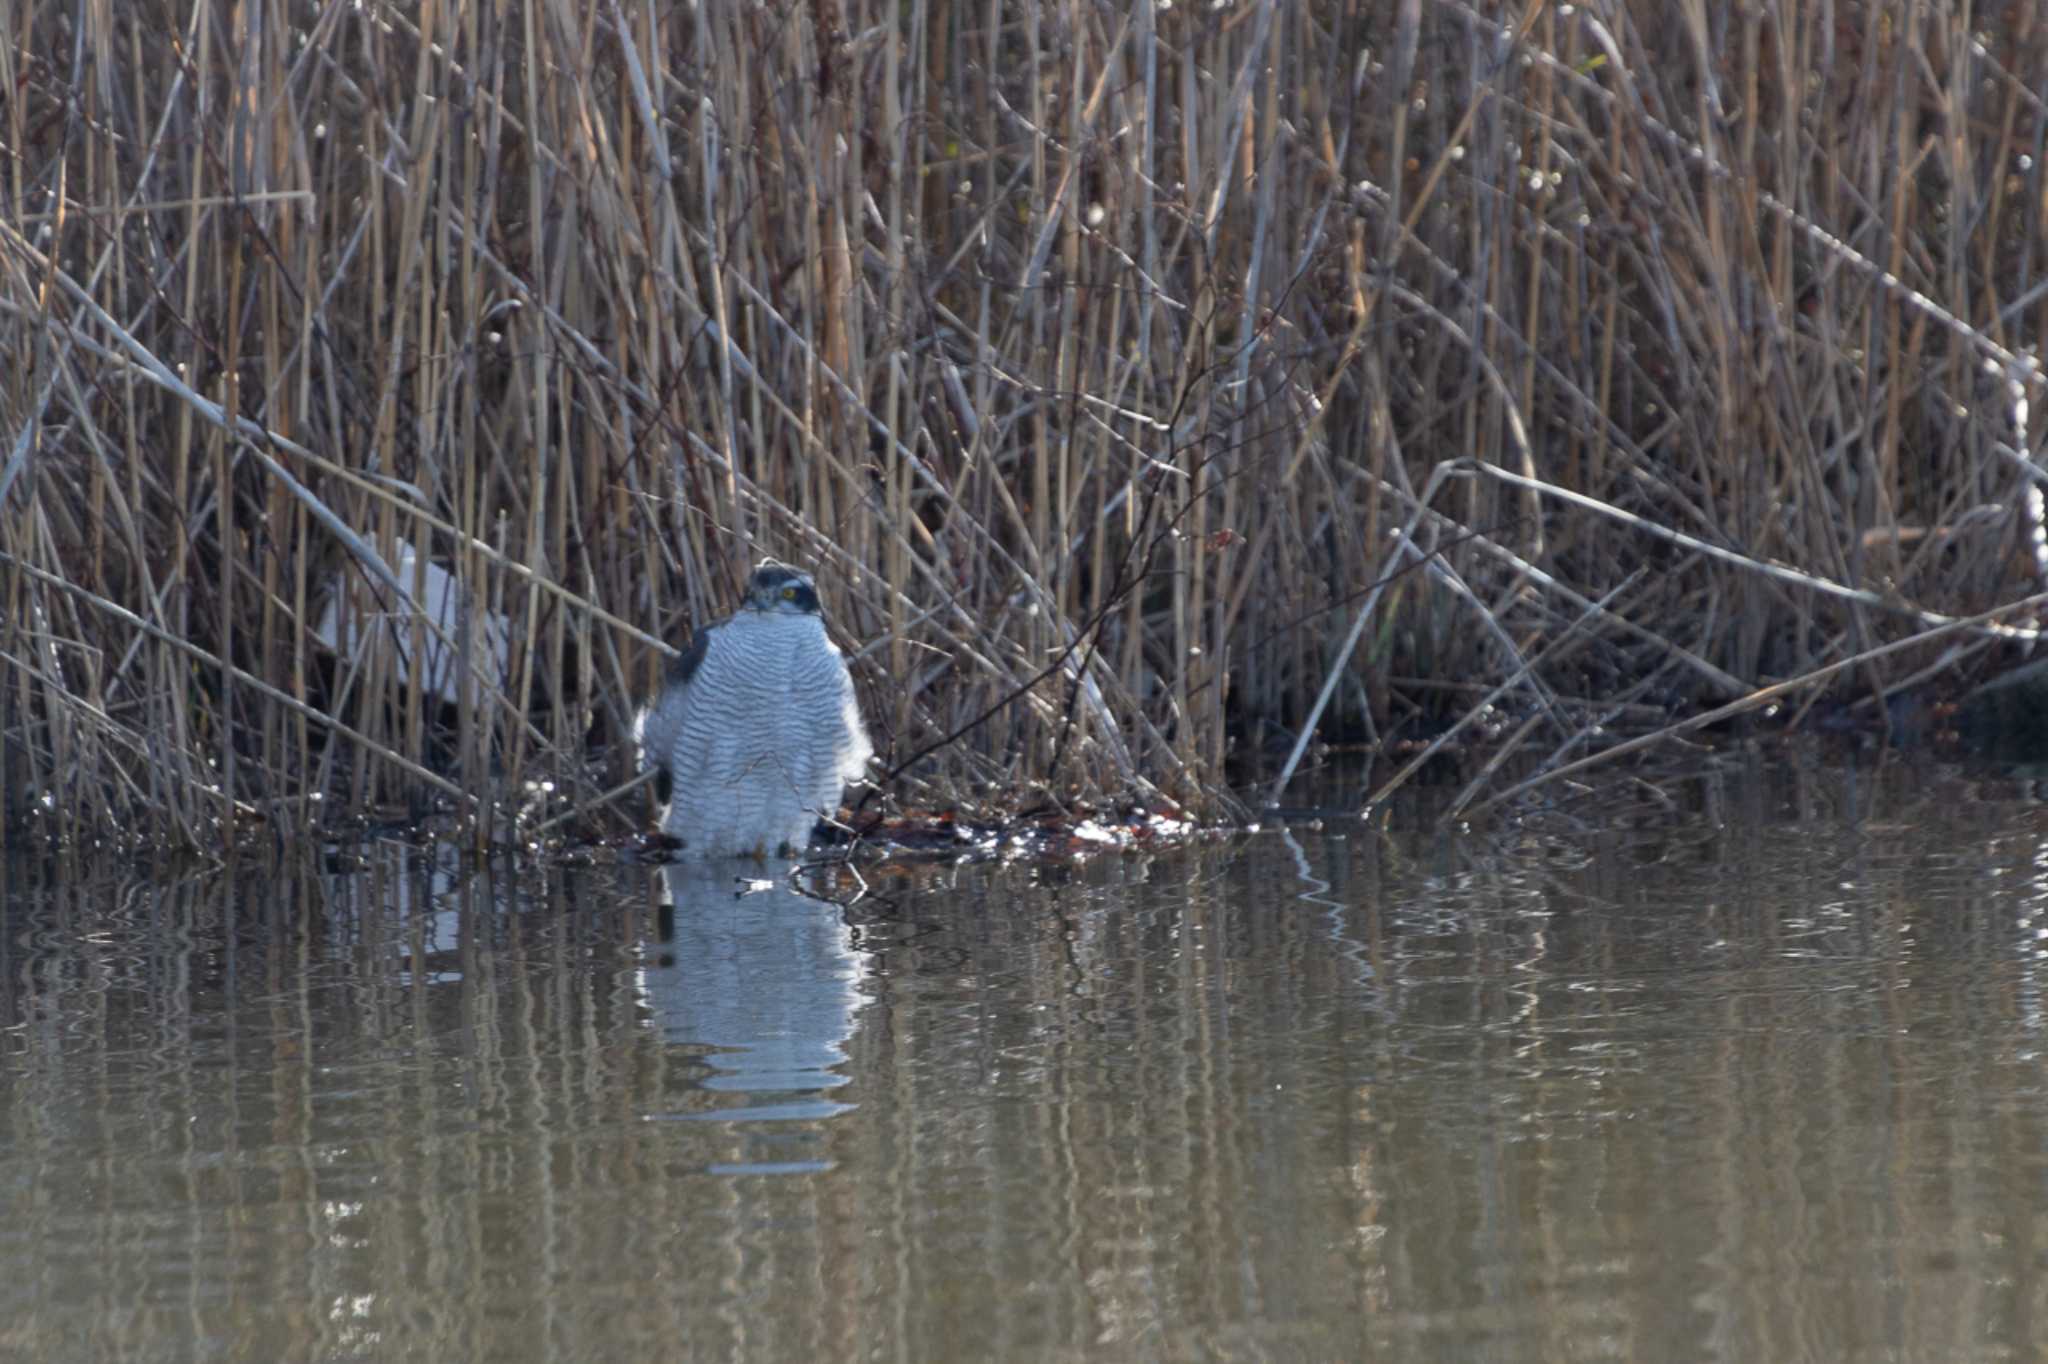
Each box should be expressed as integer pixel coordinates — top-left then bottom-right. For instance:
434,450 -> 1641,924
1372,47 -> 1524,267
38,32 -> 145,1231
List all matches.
638,612 -> 870,857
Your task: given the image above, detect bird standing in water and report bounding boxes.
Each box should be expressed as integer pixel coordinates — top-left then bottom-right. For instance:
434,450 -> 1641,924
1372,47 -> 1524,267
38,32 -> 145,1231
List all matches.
635,560 -> 872,858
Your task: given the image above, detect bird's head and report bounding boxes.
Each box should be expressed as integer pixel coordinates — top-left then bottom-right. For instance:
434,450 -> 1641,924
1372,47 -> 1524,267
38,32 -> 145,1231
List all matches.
741,560 -> 823,616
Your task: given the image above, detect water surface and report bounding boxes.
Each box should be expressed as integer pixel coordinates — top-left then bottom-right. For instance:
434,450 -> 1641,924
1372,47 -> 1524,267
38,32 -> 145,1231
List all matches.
3,748 -> 2045,1361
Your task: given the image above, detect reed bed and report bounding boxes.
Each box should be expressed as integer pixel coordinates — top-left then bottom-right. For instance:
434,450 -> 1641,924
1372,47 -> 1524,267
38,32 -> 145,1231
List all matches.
3,0 -> 2046,847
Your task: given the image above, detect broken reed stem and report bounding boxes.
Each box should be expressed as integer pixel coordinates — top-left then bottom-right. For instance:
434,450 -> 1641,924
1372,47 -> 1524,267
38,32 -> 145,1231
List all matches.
2,0 -> 2047,847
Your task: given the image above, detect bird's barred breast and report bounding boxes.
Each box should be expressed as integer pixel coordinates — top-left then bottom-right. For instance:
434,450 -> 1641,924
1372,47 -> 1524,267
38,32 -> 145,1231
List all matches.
660,612 -> 866,854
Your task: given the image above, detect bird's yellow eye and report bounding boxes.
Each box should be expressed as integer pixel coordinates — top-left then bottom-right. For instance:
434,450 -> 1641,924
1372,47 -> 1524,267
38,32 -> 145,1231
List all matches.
781,585 -> 797,600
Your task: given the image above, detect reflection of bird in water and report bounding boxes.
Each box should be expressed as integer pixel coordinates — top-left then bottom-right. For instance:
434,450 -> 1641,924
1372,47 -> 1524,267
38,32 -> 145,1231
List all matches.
640,864 -> 870,1125
635,561 -> 872,858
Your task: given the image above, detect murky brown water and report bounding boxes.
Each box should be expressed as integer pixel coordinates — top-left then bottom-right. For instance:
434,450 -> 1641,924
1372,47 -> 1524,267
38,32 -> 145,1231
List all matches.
4,748 -> 2048,1361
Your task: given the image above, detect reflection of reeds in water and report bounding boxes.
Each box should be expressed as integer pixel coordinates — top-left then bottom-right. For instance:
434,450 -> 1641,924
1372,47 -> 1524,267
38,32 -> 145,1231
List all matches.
6,4 -> 2048,845
2,763 -> 2048,1358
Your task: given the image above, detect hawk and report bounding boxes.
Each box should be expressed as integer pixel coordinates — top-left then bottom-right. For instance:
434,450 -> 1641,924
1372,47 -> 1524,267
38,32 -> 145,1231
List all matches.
635,560 -> 872,857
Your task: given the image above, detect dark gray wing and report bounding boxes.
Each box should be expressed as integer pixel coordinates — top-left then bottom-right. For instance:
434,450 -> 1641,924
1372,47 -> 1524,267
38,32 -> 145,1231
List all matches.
666,623 -> 716,688
646,622 -> 719,807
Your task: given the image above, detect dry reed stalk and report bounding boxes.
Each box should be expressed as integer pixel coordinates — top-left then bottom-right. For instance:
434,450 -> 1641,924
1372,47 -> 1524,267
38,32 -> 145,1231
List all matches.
4,0 -> 2048,847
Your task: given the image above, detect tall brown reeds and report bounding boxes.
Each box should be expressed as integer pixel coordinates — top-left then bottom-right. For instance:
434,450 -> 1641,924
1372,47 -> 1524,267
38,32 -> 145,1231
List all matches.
3,0 -> 2047,846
